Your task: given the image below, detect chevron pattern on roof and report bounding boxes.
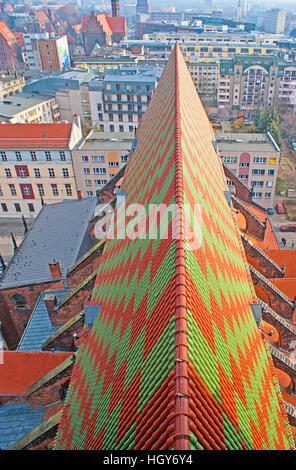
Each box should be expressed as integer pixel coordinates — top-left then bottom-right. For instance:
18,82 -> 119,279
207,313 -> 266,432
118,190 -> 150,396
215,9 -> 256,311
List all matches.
54,45 -> 294,451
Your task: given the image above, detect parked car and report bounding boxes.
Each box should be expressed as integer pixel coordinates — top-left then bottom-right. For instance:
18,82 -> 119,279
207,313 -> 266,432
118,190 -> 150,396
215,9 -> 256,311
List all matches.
267,208 -> 275,215
280,224 -> 296,232
292,143 -> 296,151
276,203 -> 285,214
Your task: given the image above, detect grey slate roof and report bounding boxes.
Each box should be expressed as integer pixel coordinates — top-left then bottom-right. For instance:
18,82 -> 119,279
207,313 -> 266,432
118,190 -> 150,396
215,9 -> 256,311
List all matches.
17,289 -> 70,351
0,197 -> 99,290
0,403 -> 45,450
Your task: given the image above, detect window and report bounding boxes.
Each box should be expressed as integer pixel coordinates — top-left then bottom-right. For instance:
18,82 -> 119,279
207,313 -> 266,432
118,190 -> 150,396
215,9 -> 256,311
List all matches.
5,168 -> 12,178
51,184 -> 58,195
224,157 -> 237,163
0,151 -> 7,161
1,203 -> 8,212
48,168 -> 55,178
37,184 -> 44,196
45,151 -> 51,161
87,191 -> 93,196
116,84 -> 121,91
110,125 -> 114,132
12,294 -> 28,310
85,180 -> 92,186
265,192 -> 271,198
121,155 -> 128,162
253,192 -> 262,199
62,168 -> 69,178
82,156 -> 89,162
14,203 -> 21,212
0,185 -> 2,196
94,179 -> 107,185
65,184 -> 72,196
30,151 -> 37,161
251,181 -> 264,187
128,114 -> 133,122
83,168 -> 90,174
253,157 -> 267,164
119,114 -> 123,122
97,103 -> 102,111
109,162 -> 119,167
268,169 -> 275,175
93,168 -> 107,174
60,151 -> 66,161
108,104 -> 113,111
92,156 -> 104,163
98,113 -> 103,120
109,114 -> 113,121
34,168 -> 41,178
239,163 -> 249,168
129,126 -> 134,132
19,168 -> 27,178
252,169 -> 265,175
23,185 -> 31,196
266,181 -> 273,188
269,158 -> 276,165
15,151 -> 22,161
9,184 -> 16,196
28,203 -> 35,212
119,125 -> 124,132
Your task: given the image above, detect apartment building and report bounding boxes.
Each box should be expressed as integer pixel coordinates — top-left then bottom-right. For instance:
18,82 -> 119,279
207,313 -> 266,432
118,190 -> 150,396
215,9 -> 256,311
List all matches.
0,22 -> 17,72
23,33 -> 69,71
98,68 -> 161,132
218,55 -> 296,117
0,92 -> 60,123
71,131 -> 133,197
0,73 -> 25,100
216,132 -> 280,208
187,62 -> 218,95
263,9 -> 286,34
0,122 -> 82,218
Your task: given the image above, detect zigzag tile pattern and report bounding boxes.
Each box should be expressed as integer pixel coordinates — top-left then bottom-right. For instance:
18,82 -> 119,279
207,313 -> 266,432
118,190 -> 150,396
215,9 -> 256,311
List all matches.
54,45 -> 294,450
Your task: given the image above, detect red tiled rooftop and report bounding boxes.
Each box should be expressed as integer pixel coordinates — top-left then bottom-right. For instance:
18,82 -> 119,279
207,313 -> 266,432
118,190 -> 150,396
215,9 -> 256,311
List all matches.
0,123 -> 73,148
0,351 -> 72,395
106,16 -> 126,34
235,201 -> 279,250
267,250 -> 296,278
270,278 -> 296,300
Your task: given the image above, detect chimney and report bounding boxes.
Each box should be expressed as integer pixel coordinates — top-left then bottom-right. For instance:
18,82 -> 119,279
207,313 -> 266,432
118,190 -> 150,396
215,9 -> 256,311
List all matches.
44,293 -> 58,323
48,259 -> 62,278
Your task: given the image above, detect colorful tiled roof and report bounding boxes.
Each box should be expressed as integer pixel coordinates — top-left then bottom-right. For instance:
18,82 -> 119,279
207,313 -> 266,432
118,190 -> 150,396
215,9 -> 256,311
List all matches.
0,123 -> 73,149
54,45 -> 294,450
0,351 -> 71,395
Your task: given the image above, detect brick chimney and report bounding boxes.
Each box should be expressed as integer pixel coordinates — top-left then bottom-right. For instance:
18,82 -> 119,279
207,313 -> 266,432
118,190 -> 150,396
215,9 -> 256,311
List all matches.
48,260 -> 62,279
44,293 -> 58,323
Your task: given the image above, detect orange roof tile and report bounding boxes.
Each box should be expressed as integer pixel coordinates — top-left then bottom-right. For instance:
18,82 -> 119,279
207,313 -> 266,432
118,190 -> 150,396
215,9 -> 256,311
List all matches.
0,123 -> 73,149
0,22 -> 15,44
235,201 -> 279,250
267,250 -> 296,278
34,11 -> 50,26
269,278 -> 296,300
0,351 -> 72,395
97,14 -> 112,35
106,16 -> 127,34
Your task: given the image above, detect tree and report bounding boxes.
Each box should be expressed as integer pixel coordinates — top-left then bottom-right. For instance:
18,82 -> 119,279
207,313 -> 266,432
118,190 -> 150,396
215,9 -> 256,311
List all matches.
255,107 -> 282,147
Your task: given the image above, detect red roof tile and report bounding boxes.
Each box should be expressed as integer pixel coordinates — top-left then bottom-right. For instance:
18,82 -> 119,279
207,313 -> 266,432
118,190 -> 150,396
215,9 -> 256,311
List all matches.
106,16 -> 126,34
0,123 -> 73,149
267,250 -> 296,278
0,351 -> 72,395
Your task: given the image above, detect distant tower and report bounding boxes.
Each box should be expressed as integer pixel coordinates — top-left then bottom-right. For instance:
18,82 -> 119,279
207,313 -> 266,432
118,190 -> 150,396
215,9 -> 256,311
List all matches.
136,0 -> 149,15
111,0 -> 120,17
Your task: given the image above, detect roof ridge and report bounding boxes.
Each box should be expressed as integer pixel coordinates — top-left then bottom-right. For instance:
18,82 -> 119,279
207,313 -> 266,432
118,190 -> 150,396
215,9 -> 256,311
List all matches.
173,43 -> 190,451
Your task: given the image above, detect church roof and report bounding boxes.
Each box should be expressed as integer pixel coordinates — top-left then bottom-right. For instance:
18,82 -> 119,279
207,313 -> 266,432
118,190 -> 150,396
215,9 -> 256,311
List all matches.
54,45 -> 293,450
